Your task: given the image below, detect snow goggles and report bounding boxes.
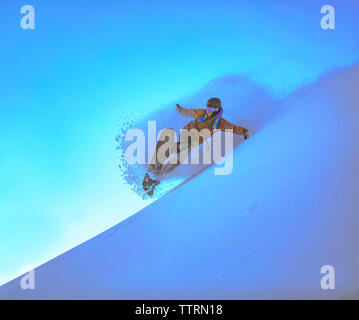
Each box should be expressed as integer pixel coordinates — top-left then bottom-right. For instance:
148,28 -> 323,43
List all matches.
206,106 -> 219,113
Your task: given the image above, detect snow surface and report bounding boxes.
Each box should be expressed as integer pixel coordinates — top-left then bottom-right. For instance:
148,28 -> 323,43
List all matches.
1,66 -> 359,299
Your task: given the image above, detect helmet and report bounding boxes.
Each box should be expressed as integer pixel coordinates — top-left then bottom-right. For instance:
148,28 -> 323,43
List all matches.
206,97 -> 222,110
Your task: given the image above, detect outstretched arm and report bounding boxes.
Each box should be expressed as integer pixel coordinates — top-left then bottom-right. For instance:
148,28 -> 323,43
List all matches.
176,104 -> 206,119
219,119 -> 250,139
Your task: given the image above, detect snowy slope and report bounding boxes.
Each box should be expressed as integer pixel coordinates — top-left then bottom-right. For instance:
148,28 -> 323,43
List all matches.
1,66 -> 359,299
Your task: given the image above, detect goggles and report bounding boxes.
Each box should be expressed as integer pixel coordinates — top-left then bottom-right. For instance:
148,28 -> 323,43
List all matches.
206,106 -> 219,113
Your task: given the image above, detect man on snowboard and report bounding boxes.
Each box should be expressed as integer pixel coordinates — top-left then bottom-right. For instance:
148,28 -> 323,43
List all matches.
143,97 -> 250,195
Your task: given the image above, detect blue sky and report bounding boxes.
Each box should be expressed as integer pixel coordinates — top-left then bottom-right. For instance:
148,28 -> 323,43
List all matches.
0,0 -> 358,285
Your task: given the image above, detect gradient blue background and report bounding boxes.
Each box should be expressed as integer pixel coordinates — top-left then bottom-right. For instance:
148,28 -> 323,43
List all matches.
0,0 -> 358,285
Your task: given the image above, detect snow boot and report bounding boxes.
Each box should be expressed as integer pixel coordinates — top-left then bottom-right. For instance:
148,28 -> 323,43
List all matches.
142,173 -> 160,196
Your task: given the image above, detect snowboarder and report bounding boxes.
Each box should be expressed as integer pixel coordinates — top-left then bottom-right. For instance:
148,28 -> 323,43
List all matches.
142,98 -> 250,195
